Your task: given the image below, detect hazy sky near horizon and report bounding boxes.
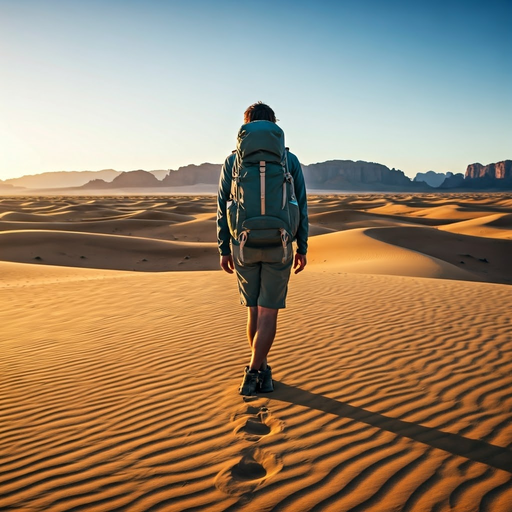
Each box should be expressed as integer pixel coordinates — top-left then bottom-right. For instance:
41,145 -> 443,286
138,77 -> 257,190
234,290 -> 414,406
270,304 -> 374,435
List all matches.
1,0 -> 511,181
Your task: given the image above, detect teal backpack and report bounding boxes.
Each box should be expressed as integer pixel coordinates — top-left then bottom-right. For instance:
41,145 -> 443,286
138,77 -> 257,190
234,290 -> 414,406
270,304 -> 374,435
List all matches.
227,120 -> 300,263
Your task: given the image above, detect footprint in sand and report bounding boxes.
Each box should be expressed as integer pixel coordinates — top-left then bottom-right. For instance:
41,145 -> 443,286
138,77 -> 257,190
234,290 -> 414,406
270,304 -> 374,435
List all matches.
214,447 -> 283,495
215,401 -> 285,495
232,404 -> 284,441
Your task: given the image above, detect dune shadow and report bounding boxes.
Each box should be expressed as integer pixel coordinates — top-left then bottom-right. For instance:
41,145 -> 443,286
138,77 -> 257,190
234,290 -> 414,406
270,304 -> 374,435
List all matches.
271,382 -> 512,473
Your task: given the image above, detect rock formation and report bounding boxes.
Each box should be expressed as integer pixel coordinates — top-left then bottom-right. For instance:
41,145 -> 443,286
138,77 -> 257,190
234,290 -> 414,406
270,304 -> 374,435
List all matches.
8,159 -> 511,193
4,169 -> 120,189
80,164 -> 221,190
85,170 -> 161,189
437,161 -> 512,190
439,173 -> 465,189
302,160 -> 428,191
414,171 -> 453,188
466,160 -> 512,180
161,163 -> 221,186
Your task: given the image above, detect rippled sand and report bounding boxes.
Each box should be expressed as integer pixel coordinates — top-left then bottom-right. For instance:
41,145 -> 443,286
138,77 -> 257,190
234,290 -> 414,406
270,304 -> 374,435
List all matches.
1,193 -> 511,511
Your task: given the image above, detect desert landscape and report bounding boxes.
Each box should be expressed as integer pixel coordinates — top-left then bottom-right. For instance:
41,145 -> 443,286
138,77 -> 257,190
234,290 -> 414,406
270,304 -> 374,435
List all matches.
1,192 -> 511,511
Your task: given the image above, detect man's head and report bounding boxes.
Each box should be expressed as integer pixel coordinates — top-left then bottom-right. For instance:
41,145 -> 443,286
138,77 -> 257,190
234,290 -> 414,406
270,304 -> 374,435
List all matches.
243,102 -> 276,124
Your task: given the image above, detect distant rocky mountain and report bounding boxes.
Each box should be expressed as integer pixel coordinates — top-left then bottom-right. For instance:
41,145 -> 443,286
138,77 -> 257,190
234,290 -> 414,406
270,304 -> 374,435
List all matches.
81,163 -> 222,190
3,168 -> 171,189
4,159 -> 511,193
161,163 -> 221,186
409,161 -> 512,190
150,169 -> 172,180
302,159 -> 511,191
466,160 -> 512,181
414,171 -> 453,188
4,169 -> 121,189
85,170 -> 162,189
302,160 -> 430,191
440,160 -> 512,190
439,173 -> 465,189
80,160 -> 426,192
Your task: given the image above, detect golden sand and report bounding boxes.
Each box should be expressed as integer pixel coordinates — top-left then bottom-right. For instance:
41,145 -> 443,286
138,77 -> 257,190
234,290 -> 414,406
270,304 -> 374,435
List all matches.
1,193 -> 511,511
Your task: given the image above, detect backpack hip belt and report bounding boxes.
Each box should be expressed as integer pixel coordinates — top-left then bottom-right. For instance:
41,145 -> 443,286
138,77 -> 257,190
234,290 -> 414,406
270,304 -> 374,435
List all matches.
237,227 -> 289,264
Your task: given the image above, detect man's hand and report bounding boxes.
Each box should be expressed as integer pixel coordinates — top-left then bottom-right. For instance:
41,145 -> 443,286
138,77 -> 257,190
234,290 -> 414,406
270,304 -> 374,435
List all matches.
220,254 -> 234,274
294,253 -> 307,274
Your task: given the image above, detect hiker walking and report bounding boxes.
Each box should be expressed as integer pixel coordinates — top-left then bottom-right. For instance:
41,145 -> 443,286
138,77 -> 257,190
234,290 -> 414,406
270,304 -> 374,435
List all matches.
217,102 -> 308,395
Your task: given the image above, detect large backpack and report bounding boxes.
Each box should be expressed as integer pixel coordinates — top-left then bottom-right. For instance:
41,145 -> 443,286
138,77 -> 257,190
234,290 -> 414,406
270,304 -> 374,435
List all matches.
227,120 -> 300,263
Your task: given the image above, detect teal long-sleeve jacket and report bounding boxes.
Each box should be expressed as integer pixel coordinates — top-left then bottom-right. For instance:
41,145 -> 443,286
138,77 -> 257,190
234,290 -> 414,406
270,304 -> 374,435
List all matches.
216,150 -> 309,256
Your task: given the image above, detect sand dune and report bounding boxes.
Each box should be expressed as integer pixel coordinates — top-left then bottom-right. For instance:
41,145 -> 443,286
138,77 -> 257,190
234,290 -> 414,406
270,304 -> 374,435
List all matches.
439,213 -> 512,240
0,230 -> 218,271
367,226 -> 512,285
308,228 -> 480,281
407,204 -> 495,220
0,214 -> 216,243
1,193 -> 511,511
3,193 -> 510,279
309,208 -> 441,231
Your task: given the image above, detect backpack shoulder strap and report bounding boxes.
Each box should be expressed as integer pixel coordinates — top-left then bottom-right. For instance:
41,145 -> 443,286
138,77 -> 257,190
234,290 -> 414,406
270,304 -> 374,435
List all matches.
230,150 -> 240,202
283,148 -> 297,203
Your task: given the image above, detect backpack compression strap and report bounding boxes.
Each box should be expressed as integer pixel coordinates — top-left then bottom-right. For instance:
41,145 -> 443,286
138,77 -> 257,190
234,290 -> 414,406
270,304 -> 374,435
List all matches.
260,161 -> 266,215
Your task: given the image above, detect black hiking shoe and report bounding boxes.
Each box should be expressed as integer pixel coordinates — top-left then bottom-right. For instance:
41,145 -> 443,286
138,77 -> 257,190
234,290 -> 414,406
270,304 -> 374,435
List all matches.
238,367 -> 259,396
257,365 -> 274,393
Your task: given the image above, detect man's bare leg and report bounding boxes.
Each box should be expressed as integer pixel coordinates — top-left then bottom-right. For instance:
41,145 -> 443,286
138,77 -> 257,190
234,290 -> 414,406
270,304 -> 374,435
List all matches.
247,307 -> 269,370
247,307 -> 258,348
249,306 -> 278,372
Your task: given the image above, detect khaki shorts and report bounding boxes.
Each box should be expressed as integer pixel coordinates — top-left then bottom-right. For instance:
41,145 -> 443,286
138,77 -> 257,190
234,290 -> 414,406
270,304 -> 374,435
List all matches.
232,244 -> 293,309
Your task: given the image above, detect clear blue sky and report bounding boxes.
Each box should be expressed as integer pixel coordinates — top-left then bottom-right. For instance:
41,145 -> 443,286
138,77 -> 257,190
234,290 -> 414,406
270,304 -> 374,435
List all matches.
1,0 -> 510,180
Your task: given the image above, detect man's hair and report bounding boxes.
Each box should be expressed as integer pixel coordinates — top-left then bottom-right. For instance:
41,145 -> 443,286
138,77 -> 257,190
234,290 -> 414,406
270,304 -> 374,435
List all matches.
243,102 -> 277,124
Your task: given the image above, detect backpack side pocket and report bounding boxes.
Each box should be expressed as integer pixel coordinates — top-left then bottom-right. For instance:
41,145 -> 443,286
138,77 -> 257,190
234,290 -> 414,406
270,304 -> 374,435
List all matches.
227,200 -> 238,239
287,187 -> 300,238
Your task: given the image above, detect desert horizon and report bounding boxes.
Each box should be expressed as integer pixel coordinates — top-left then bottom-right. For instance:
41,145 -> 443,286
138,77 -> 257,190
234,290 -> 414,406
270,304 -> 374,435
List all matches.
1,192 -> 511,511
2,159 -> 511,195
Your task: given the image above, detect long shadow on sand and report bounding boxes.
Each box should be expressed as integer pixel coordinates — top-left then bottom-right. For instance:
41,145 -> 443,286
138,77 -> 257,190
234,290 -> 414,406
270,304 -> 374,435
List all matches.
271,383 -> 512,473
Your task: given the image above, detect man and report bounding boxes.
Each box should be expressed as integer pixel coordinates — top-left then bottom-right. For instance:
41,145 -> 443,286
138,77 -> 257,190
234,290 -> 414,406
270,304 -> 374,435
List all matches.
217,102 -> 308,395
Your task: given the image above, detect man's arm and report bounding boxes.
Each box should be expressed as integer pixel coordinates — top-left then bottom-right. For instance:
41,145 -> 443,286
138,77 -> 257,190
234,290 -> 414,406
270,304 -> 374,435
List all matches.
288,152 -> 308,256
217,154 -> 235,272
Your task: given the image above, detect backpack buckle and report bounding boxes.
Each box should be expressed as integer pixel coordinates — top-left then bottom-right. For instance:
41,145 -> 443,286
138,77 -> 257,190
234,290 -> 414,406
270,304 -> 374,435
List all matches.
280,228 -> 289,263
238,230 -> 249,263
